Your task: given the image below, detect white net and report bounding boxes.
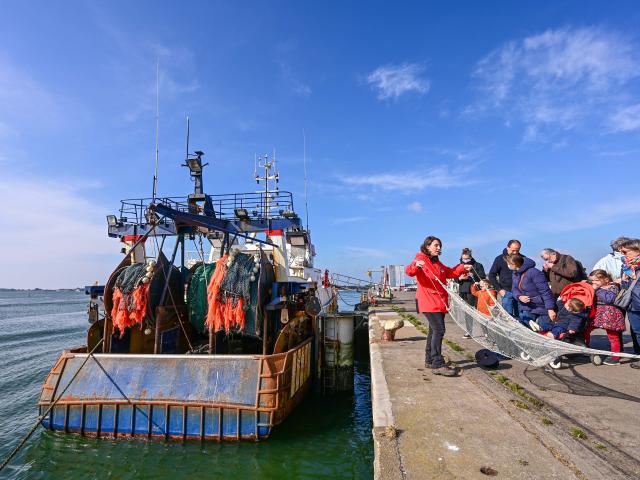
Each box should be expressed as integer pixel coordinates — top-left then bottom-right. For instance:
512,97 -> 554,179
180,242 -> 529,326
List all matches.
444,281 -> 640,367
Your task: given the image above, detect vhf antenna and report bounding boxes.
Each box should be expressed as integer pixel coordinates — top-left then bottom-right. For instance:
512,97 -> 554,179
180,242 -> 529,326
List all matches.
185,116 -> 190,158
152,58 -> 160,201
303,129 -> 309,231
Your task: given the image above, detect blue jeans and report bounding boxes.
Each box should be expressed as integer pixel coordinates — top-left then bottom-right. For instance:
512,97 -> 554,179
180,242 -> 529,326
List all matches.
628,311 -> 640,354
535,316 -> 566,338
519,310 -> 551,330
501,291 -> 519,317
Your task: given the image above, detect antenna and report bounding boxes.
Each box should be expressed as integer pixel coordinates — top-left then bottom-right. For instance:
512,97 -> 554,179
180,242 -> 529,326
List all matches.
152,58 -> 160,201
185,116 -> 190,158
303,129 -> 309,231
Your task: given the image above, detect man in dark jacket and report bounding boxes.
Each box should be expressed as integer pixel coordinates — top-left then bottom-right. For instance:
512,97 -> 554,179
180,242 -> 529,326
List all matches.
488,240 -> 522,316
508,254 -> 557,328
540,248 -> 585,297
456,248 -> 485,308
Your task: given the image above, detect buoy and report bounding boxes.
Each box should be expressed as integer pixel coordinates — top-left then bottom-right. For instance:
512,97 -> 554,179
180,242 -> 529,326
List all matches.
250,275 -> 255,282
147,259 -> 157,267
144,327 -> 152,335
141,276 -> 150,284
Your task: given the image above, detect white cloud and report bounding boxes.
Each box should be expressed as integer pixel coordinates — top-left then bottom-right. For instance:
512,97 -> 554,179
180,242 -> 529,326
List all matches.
366,63 -> 430,100
470,26 -> 640,139
0,51 -> 65,133
407,201 -> 423,212
609,103 -> 640,132
332,216 -> 366,225
0,173 -> 121,289
340,165 -> 478,192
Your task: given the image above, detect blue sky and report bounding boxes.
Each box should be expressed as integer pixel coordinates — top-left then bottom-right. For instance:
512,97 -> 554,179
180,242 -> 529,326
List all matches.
1,1 -> 640,288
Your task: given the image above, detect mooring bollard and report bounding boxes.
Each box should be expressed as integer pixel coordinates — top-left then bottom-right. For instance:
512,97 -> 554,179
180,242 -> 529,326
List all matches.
381,319 -> 404,341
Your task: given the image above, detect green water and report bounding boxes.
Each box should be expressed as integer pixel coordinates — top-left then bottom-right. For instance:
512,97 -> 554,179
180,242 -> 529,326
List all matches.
0,290 -> 373,479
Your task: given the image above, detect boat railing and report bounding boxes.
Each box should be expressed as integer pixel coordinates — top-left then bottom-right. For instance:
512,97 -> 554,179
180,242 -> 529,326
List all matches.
118,192 -> 296,225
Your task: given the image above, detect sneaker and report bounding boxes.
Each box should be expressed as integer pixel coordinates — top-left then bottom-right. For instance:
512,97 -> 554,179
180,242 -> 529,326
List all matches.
424,361 -> 434,369
462,333 -> 471,339
630,362 -> 640,370
529,320 -> 541,332
603,356 -> 620,366
432,365 -> 459,377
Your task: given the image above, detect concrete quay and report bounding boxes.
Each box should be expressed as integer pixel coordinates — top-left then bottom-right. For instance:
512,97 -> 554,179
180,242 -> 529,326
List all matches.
369,291 -> 640,480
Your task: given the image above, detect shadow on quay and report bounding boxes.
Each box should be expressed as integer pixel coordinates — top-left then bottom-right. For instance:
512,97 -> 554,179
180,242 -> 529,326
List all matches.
524,367 -> 640,404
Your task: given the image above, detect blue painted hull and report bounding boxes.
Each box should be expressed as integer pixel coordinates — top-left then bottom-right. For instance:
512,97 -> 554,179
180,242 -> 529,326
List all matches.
39,339 -> 312,441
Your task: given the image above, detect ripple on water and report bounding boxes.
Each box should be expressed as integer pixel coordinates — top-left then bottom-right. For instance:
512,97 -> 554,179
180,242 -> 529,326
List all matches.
0,291 -> 373,480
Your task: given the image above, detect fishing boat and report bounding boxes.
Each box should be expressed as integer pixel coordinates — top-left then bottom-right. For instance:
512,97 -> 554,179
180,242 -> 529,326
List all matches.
38,149 -> 329,441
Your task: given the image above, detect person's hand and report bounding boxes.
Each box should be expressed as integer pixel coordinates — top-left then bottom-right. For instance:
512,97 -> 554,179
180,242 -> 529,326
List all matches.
463,264 -> 473,272
499,289 -> 506,297
543,262 -> 554,271
459,274 -> 469,280
548,310 -> 557,321
568,329 -> 576,335
415,260 -> 425,268
519,295 -> 531,303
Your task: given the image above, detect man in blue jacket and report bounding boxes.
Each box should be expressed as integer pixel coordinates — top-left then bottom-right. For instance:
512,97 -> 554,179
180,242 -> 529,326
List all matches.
489,240 -> 522,316
507,254 -> 557,327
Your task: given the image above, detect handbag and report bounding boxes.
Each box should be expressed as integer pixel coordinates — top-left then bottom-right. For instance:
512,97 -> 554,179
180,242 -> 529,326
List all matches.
613,275 -> 640,310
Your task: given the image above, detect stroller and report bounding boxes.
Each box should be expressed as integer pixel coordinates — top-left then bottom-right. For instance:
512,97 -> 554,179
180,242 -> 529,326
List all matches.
545,282 -> 602,370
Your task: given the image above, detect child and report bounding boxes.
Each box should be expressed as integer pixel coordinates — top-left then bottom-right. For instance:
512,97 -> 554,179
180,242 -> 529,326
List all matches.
584,269 -> 626,365
471,279 -> 498,316
532,298 -> 588,339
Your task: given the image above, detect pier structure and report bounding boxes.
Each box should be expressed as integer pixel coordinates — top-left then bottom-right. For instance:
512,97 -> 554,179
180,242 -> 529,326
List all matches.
369,291 -> 640,480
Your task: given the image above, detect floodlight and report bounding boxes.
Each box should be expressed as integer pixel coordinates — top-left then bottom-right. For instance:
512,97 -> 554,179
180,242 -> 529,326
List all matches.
186,157 -> 202,173
234,207 -> 250,220
106,215 -> 118,227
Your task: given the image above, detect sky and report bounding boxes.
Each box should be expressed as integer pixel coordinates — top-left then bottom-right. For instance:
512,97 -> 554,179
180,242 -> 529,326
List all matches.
1,1 -> 640,288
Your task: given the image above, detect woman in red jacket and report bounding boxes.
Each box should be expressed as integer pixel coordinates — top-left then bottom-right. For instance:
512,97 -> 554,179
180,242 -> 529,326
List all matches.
405,236 -> 471,376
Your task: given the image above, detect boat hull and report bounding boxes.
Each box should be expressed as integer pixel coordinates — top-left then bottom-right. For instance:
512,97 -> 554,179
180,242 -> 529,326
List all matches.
38,339 -> 312,441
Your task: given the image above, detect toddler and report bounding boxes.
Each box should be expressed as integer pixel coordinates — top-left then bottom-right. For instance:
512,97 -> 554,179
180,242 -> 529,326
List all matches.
584,270 -> 625,365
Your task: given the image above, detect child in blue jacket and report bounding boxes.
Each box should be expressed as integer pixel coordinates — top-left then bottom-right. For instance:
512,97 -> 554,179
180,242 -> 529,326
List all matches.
531,298 -> 588,339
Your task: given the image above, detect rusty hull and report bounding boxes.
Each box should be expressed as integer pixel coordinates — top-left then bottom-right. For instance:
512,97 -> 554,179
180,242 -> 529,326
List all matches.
38,339 -> 312,441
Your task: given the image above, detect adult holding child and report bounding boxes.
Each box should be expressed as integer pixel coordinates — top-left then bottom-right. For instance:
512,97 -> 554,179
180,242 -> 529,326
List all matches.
405,236 -> 472,377
618,239 -> 640,368
507,253 -> 557,329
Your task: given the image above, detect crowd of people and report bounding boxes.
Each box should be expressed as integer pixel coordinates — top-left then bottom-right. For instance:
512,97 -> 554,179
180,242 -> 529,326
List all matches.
405,236 -> 640,377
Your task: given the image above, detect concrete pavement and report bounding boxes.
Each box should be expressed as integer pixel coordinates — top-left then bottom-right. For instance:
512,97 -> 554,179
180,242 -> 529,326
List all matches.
369,292 -> 640,480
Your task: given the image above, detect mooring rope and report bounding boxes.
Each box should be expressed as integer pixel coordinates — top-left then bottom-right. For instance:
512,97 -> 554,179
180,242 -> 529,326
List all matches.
0,338 -> 105,474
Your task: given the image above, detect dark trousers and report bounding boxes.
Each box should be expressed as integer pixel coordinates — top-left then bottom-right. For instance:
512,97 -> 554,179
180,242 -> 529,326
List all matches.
460,292 -> 477,308
629,311 -> 640,354
423,312 -> 446,368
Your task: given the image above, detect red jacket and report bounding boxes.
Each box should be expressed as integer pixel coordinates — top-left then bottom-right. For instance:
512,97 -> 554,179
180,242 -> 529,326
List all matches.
405,252 -> 467,313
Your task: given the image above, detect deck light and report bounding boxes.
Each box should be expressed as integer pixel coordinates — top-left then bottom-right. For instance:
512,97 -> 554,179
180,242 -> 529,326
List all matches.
234,207 -> 250,220
186,157 -> 202,173
106,215 -> 118,227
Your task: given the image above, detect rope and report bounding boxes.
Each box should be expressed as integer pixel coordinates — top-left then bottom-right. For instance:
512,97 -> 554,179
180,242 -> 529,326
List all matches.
152,235 -> 194,351
0,338 -> 105,474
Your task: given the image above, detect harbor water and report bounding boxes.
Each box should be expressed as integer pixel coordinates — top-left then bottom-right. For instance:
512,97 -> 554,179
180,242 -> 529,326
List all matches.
0,289 -> 372,479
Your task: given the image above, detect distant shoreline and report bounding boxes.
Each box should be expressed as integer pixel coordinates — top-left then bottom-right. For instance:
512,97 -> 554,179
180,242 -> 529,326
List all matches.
0,288 -> 84,292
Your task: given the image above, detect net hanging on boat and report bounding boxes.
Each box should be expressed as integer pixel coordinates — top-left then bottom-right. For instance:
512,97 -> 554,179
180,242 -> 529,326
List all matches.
441,280 -> 640,367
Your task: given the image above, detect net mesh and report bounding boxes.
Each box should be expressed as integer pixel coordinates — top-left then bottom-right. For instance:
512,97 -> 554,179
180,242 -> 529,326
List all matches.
443,280 -> 640,367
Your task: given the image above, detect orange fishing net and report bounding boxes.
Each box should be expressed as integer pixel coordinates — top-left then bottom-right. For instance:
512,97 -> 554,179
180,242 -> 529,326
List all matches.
111,283 -> 150,337
205,254 -> 247,332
